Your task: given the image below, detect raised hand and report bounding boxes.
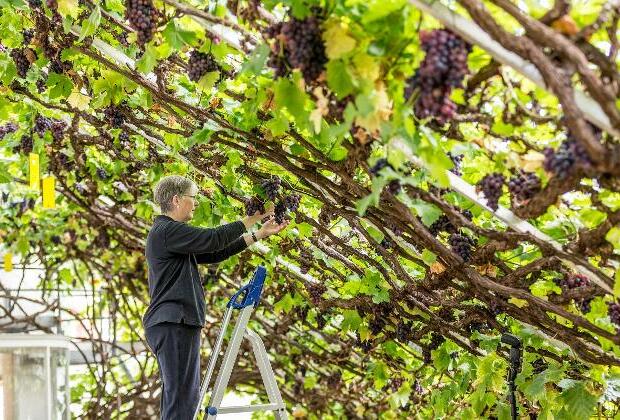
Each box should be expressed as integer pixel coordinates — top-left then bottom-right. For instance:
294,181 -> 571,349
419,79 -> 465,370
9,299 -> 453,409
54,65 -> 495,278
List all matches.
257,216 -> 289,239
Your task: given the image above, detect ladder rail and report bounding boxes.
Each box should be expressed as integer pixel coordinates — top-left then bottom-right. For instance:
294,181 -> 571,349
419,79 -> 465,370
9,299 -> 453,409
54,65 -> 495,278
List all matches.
193,307 -> 234,420
216,403 -> 286,414
194,266 -> 288,419
246,329 -> 288,420
205,306 -> 255,419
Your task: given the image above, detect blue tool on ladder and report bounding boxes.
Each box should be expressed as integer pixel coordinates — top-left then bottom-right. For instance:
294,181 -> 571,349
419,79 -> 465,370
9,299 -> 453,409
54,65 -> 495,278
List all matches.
192,266 -> 288,419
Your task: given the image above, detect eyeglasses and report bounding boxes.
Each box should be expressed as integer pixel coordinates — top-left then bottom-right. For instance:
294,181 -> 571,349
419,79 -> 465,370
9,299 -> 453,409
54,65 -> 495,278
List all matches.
179,194 -> 200,202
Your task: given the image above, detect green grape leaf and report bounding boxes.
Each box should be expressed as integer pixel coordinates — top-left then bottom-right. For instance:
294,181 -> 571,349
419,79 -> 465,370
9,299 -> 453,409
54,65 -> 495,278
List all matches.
58,0 -> 79,19
326,60 -> 355,99
559,382 -> 597,419
241,43 -> 270,74
162,20 -> 196,50
78,5 -> 100,41
341,309 -> 362,332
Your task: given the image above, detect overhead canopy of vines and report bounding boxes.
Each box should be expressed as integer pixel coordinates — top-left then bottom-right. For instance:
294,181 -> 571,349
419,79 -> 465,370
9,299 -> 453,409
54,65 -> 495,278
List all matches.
0,0 -> 619,417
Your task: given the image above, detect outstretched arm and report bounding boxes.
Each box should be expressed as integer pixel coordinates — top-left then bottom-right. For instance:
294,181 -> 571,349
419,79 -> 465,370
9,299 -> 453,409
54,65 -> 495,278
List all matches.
194,217 -> 289,263
165,207 -> 275,255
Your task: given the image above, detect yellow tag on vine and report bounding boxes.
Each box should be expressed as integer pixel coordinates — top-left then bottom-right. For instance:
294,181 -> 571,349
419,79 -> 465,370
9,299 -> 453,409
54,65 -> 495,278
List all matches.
29,153 -> 40,190
4,254 -> 12,272
42,176 -> 55,209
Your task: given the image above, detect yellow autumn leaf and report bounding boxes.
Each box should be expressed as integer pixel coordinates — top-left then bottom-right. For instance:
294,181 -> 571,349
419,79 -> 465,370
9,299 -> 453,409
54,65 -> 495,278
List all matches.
354,83 -> 392,133
67,89 -> 90,111
353,53 -> 380,83
359,328 -> 371,341
309,108 -> 323,133
309,87 -> 330,133
292,407 -> 307,418
58,0 -> 80,19
322,19 -> 357,59
508,297 -> 528,308
520,150 -> 545,172
313,87 -> 330,116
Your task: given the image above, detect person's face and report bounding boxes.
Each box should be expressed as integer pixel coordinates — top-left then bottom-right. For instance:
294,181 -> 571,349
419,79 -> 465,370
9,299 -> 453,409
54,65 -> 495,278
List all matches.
173,189 -> 198,222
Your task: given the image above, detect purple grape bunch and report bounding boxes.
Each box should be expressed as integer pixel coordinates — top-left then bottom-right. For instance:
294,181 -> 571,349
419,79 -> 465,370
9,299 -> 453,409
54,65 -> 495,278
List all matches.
245,196 -> 265,216
407,29 -> 471,123
187,50 -> 220,82
125,0 -> 159,46
265,15 -> 327,83
508,171 -> 541,203
477,173 -> 505,211
448,232 -> 476,261
543,139 -> 592,179
261,176 -> 281,201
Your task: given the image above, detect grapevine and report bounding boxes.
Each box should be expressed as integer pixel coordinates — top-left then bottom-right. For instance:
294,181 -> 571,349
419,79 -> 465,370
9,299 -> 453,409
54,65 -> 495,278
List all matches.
1,2 -> 620,417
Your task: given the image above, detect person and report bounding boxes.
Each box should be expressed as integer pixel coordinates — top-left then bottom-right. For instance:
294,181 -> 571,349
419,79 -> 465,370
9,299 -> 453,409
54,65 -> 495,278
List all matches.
143,175 -> 288,419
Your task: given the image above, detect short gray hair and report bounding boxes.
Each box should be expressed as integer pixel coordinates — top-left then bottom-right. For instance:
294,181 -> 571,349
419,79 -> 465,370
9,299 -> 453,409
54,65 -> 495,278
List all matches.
153,175 -> 197,214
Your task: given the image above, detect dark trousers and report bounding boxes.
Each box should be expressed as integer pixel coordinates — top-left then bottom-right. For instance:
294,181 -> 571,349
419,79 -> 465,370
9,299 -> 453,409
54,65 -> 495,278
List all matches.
145,322 -> 202,420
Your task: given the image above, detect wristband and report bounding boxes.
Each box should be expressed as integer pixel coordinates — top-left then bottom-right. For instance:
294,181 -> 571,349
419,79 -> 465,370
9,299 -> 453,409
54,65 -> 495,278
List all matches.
252,232 -> 258,242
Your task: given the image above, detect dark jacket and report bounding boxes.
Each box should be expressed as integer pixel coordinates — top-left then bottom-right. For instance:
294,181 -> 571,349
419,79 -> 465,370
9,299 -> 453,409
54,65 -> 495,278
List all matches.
143,215 -> 247,328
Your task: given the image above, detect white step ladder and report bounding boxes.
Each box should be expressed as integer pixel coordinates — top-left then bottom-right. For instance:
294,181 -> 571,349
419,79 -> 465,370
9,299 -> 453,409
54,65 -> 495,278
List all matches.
193,266 -> 288,419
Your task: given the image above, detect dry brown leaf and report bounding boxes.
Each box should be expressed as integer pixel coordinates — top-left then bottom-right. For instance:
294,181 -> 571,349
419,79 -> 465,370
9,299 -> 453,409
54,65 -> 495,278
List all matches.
352,126 -> 370,145
261,90 -> 275,112
430,261 -> 446,274
24,48 -> 37,63
552,15 -> 579,36
472,137 -> 486,148
209,97 -> 221,110
477,263 -> 498,278
200,188 -> 215,198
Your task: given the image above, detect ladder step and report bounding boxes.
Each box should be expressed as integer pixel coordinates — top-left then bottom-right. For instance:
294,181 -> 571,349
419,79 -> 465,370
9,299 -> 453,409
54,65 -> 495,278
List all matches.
215,403 -> 286,414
